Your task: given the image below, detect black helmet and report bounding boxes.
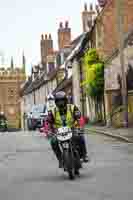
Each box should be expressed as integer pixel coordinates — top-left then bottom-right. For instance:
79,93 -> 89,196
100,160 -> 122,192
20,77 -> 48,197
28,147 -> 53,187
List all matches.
54,91 -> 67,108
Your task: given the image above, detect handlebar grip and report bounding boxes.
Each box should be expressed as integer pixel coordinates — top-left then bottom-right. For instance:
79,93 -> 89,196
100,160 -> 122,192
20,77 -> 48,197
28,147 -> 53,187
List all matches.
73,128 -> 84,135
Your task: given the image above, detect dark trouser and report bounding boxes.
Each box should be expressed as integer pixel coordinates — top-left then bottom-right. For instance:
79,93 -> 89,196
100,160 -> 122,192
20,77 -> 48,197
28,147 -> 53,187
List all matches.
50,135 -> 87,161
50,137 -> 62,161
72,135 -> 87,158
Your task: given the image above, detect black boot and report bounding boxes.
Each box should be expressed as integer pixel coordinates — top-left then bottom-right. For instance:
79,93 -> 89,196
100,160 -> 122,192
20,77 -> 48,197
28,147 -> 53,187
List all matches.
79,136 -> 89,163
58,159 -> 63,168
83,154 -> 89,163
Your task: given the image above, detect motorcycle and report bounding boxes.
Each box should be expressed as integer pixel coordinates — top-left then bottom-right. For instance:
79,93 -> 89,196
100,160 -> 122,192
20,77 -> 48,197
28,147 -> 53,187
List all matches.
55,127 -> 82,180
0,119 -> 8,132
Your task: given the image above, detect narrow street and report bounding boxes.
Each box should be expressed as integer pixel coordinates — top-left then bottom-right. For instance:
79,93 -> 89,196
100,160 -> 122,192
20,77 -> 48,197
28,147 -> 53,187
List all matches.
0,131 -> 133,200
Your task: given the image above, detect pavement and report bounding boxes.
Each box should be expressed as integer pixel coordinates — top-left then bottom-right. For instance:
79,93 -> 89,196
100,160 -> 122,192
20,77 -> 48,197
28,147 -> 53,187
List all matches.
85,124 -> 133,143
0,131 -> 133,199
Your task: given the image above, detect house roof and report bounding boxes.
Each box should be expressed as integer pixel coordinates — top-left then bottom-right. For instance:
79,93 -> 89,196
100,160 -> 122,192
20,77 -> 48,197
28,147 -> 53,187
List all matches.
70,34 -> 84,47
52,76 -> 72,94
21,32 -> 90,97
21,71 -> 48,96
52,33 -> 90,96
65,32 -> 90,64
21,66 -> 59,96
47,67 -> 59,80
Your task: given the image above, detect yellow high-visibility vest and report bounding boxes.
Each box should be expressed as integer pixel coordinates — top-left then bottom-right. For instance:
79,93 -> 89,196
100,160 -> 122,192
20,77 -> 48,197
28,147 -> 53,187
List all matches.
52,104 -> 75,128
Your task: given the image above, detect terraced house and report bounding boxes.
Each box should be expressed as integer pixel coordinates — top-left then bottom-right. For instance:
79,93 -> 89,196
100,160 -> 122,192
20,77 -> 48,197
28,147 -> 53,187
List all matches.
61,0 -> 133,127
20,22 -> 72,129
82,0 -> 133,126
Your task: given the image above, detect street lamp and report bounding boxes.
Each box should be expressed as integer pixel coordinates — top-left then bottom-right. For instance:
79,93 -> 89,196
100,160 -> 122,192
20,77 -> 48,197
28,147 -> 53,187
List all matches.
115,0 -> 128,127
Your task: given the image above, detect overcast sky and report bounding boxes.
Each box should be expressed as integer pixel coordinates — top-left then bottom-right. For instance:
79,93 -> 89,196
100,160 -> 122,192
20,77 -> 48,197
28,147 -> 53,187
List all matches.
0,0 -> 97,74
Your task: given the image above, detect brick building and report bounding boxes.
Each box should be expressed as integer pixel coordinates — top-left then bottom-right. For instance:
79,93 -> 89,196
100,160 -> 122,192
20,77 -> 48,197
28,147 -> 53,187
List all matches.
91,0 -> 133,126
92,0 -> 133,58
104,28 -> 133,127
72,0 -> 133,125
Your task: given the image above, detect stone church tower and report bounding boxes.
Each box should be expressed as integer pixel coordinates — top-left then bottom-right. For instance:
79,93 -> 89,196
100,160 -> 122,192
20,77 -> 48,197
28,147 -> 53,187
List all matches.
0,55 -> 26,129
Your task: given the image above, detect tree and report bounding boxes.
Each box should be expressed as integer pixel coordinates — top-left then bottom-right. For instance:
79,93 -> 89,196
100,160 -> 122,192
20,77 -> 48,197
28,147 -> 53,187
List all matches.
82,49 -> 105,122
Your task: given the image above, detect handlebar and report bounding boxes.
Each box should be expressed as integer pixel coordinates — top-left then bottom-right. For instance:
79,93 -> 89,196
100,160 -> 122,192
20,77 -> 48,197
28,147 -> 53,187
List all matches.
46,127 -> 84,138
72,128 -> 84,136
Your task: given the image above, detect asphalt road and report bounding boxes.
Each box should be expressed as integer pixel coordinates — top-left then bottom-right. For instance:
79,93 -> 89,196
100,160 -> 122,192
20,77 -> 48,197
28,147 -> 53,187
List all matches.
0,130 -> 133,200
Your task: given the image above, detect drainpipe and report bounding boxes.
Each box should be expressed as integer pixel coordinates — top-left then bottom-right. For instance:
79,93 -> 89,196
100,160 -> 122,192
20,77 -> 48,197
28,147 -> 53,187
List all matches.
79,60 -> 85,116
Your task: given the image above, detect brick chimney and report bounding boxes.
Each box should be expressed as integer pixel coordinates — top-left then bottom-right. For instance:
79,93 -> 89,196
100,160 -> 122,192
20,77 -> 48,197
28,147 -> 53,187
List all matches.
58,21 -> 71,50
40,33 -> 53,66
82,3 -> 95,32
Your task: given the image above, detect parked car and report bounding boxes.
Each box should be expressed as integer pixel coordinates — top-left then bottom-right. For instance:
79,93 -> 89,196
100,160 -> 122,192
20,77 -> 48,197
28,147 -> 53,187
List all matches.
0,118 -> 8,132
27,104 -> 47,130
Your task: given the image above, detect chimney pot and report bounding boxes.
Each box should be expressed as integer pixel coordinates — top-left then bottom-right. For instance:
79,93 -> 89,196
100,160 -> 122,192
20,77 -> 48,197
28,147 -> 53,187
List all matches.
90,3 -> 93,11
59,22 -> 63,28
49,34 -> 52,39
45,34 -> 47,39
65,21 -> 69,28
41,34 -> 44,40
84,3 -> 87,11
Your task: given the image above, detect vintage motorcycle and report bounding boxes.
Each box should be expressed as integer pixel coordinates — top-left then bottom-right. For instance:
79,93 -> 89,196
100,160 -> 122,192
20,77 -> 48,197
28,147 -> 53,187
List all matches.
55,127 -> 82,180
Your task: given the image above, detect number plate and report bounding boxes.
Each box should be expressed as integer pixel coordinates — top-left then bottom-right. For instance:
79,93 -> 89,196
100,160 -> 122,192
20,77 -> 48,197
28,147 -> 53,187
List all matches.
57,127 -> 72,142
58,127 -> 71,134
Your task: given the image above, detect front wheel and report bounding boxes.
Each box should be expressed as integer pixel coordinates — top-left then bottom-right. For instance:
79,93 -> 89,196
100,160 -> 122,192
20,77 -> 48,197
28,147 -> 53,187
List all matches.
69,169 -> 75,180
63,149 -> 75,180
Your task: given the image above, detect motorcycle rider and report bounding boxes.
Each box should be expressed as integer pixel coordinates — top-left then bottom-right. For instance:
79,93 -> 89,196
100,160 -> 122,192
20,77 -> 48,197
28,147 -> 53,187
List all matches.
47,91 -> 89,168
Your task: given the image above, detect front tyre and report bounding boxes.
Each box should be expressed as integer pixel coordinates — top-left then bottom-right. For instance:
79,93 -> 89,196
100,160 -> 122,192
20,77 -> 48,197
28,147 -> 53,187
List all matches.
69,169 -> 75,180
63,149 -> 75,180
